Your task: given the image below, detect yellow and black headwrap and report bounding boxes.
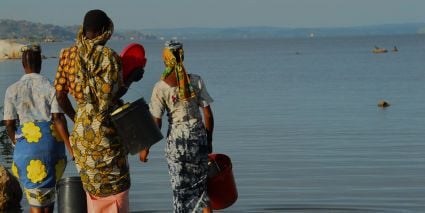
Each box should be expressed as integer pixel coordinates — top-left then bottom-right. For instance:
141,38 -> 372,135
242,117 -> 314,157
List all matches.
161,40 -> 195,101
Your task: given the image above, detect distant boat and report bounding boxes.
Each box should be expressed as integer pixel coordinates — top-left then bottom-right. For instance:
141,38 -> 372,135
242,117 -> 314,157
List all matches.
44,37 -> 56,42
372,46 -> 388,54
392,46 -> 398,52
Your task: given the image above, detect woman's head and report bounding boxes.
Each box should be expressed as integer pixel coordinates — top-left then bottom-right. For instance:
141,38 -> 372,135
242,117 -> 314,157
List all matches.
164,40 -> 184,64
21,44 -> 42,73
82,9 -> 113,39
161,40 -> 195,100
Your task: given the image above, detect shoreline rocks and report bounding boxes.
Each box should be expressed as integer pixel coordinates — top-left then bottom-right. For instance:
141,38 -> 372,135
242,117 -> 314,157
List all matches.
0,40 -> 24,60
0,163 -> 22,211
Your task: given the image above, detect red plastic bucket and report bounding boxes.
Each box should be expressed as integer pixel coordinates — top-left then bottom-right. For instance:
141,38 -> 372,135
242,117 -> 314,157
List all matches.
120,43 -> 147,82
207,153 -> 238,210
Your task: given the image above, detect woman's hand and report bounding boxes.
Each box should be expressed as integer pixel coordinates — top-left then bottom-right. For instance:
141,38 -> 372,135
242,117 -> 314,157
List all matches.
139,148 -> 150,163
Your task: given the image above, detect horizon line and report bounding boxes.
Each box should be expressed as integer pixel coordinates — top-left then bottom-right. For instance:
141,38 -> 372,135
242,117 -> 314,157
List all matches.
1,18 -> 425,31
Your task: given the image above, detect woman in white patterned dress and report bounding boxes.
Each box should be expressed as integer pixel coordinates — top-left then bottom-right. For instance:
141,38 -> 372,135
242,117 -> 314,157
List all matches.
140,40 -> 214,213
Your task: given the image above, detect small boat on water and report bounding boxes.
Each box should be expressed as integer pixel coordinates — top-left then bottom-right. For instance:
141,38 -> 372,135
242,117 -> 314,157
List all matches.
392,46 -> 398,52
372,46 -> 388,54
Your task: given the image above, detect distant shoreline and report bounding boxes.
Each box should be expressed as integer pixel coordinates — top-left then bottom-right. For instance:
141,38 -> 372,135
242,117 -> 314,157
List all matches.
1,19 -> 425,41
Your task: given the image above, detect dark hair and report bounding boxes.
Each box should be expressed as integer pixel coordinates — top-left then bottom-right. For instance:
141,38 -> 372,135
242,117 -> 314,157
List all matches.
22,49 -> 41,72
83,9 -> 111,34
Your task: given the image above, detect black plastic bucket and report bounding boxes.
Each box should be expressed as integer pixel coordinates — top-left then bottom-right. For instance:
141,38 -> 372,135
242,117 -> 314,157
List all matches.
57,176 -> 87,213
111,97 -> 163,155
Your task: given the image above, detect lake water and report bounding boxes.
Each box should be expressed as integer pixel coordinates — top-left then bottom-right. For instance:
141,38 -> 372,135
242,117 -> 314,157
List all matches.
1,35 -> 425,213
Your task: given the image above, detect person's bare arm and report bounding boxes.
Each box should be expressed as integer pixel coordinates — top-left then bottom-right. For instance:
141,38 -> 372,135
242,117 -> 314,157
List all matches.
4,120 -> 16,145
52,113 -> 74,160
139,116 -> 161,163
202,106 -> 214,153
153,117 -> 162,130
56,91 -> 76,122
139,148 -> 149,163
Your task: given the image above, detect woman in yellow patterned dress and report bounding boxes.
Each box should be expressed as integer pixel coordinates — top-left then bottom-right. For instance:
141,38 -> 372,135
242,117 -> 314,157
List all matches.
3,44 -> 73,213
54,10 -> 143,212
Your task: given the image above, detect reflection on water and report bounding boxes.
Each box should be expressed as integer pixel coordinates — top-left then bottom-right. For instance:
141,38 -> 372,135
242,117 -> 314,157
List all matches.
0,129 -> 14,169
0,105 -> 14,169
0,140 -> 13,166
245,204 -> 411,213
130,204 -> 407,213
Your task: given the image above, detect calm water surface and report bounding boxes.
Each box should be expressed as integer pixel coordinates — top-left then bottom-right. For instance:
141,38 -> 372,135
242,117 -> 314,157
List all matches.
1,35 -> 425,212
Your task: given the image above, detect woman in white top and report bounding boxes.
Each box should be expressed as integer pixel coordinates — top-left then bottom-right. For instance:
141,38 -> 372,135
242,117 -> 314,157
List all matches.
140,40 -> 214,213
3,44 -> 73,213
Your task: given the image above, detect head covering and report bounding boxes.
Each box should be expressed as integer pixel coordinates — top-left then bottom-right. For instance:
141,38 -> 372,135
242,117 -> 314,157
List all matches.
164,40 -> 183,51
161,40 -> 195,101
76,10 -> 114,67
75,10 -> 116,108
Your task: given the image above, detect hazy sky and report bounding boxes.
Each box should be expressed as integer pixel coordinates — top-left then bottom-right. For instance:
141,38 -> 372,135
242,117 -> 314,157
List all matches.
1,0 -> 425,29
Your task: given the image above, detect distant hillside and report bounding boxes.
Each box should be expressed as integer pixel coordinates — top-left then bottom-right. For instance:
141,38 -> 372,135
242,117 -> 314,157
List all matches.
0,19 -> 156,42
0,19 -> 75,41
1,19 -> 425,41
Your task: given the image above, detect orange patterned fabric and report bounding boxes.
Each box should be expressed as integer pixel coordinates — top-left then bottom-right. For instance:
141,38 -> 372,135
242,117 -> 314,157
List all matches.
54,46 -> 84,102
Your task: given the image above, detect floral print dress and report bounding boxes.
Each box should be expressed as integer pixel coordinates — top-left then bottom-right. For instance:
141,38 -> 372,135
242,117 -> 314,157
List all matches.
54,27 -> 130,197
3,73 -> 67,207
150,74 -> 213,212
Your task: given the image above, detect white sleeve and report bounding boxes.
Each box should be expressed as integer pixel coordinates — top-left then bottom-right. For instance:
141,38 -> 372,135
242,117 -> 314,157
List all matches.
3,87 -> 17,120
50,92 -> 63,114
193,75 -> 213,107
149,82 -> 165,119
